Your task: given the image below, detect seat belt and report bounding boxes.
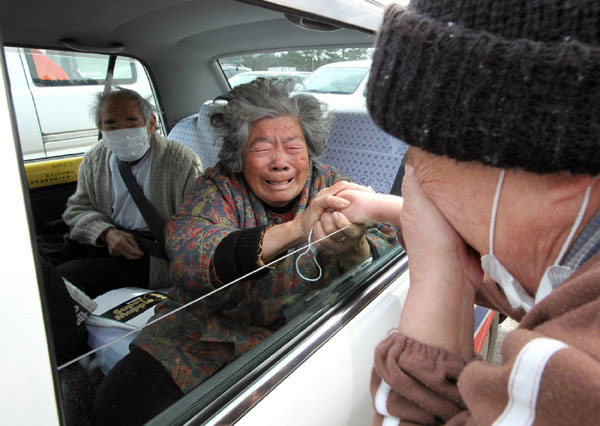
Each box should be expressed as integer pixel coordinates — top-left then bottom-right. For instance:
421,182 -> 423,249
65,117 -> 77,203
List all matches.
98,55 -> 117,140
116,159 -> 169,259
104,55 -> 116,95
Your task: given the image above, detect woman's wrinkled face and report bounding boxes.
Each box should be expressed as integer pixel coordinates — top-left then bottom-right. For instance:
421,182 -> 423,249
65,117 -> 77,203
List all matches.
242,115 -> 310,207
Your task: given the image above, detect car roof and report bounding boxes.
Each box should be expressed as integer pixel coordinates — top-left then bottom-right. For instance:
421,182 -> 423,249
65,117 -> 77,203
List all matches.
0,1 -> 368,50
0,0 -> 376,125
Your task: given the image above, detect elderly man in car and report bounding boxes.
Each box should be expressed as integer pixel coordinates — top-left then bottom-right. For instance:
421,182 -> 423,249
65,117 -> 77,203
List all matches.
49,87 -> 202,297
93,78 -> 397,424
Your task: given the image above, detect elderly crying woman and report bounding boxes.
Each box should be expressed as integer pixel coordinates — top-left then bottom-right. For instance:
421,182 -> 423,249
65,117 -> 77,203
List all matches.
94,77 -> 396,425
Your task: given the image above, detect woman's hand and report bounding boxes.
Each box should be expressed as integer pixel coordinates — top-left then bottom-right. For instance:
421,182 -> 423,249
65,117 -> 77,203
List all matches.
292,181 -> 372,240
396,165 -> 482,358
313,210 -> 370,270
400,165 -> 482,292
336,189 -> 404,229
262,181 -> 372,263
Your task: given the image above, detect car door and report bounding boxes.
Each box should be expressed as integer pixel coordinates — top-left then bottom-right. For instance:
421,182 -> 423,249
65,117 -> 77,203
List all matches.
0,43 -> 61,426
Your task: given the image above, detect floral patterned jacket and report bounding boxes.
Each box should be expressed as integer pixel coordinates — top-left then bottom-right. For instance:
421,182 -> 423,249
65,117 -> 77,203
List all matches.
134,160 -> 397,392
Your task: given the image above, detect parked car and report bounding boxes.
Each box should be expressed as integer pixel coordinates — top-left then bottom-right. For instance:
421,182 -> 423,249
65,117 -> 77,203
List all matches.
0,1 -> 497,425
294,60 -> 371,110
228,70 -> 310,88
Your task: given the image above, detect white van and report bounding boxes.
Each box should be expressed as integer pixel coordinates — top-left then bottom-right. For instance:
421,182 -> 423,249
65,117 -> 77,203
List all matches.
4,46 -> 156,161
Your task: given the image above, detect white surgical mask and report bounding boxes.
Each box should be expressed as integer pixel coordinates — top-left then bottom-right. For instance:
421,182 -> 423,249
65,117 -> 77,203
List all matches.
480,170 -> 592,312
102,127 -> 151,161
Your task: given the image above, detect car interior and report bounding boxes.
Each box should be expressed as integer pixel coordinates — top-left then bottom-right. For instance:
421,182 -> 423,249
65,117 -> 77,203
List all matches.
0,1 -> 497,425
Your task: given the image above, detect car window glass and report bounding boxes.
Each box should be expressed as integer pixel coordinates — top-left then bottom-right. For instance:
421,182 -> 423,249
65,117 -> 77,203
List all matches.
219,48 -> 372,86
4,46 -> 162,162
16,47 -> 405,426
25,48 -> 136,86
302,66 -> 369,94
152,242 -> 404,424
58,230 -> 401,424
219,48 -> 373,112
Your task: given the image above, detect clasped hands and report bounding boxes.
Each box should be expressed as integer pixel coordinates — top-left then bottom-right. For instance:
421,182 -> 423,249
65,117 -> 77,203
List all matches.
298,181 -> 375,271
307,167 -> 483,292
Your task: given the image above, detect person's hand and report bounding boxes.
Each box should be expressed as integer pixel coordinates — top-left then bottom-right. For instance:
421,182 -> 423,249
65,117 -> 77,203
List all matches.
400,165 -> 482,292
392,164 -> 482,358
335,189 -> 406,225
293,181 -> 372,240
263,182 -> 373,264
313,210 -> 370,270
335,189 -> 405,246
101,228 -> 145,260
330,188 -> 377,224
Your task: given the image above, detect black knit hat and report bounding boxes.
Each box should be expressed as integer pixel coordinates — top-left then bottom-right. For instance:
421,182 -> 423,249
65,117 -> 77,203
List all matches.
367,0 -> 600,175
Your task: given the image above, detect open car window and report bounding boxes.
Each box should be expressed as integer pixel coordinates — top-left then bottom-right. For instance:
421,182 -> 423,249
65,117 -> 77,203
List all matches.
10,45 -> 407,426
47,54 -> 405,424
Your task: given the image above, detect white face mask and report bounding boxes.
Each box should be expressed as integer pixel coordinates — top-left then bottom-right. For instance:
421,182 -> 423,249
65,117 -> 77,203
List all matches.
102,127 -> 151,161
480,170 -> 592,312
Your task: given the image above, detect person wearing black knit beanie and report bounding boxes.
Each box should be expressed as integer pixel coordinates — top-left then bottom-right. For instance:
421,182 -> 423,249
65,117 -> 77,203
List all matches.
330,1 -> 600,424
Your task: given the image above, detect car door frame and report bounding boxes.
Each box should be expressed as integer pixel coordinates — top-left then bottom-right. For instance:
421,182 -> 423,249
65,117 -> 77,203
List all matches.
0,42 -> 62,425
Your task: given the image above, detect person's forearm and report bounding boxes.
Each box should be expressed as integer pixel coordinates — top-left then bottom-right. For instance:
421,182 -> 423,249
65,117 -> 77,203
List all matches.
398,274 -> 476,359
261,220 -> 305,263
337,191 -> 403,228
371,194 -> 403,227
66,212 -> 114,246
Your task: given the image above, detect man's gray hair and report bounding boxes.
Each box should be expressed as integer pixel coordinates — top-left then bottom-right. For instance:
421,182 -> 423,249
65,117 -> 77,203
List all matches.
211,77 -> 333,172
91,87 -> 155,128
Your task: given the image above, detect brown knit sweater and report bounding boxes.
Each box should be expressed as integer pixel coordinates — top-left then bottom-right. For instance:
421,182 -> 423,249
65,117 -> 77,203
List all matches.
371,252 -> 600,425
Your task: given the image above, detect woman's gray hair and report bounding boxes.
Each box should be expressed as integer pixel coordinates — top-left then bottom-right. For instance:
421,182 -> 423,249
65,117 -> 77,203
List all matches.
211,77 -> 333,172
91,87 -> 155,128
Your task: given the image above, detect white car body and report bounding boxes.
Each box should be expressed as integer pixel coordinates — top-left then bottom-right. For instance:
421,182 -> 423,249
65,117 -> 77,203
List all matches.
294,60 -> 371,110
228,70 -> 310,87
